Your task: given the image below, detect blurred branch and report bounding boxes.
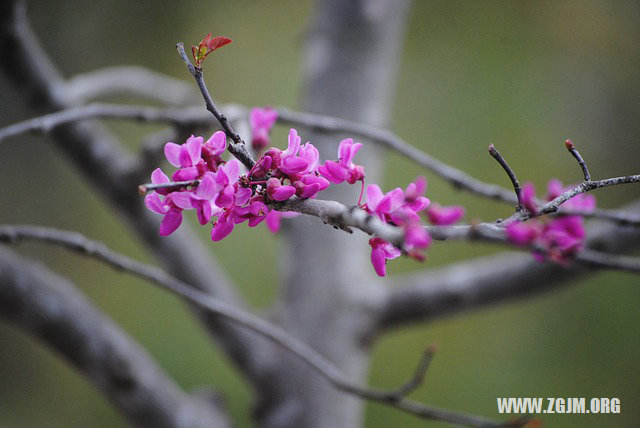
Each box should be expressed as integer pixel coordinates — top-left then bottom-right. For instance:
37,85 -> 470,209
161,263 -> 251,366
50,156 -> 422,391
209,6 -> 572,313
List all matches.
0,224 -> 522,428
425,223 -> 640,274
380,199 -> 640,329
66,66 -> 200,105
0,103 -> 212,142
0,246 -> 230,428
557,207 -> 640,227
0,0 -> 274,386
276,107 -> 517,204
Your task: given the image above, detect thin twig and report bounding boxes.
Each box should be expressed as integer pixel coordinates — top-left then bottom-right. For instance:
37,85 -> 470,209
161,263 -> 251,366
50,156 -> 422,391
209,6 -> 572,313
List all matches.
556,207 -> 640,227
138,179 -> 199,194
384,344 -> 437,400
538,175 -> 640,216
175,42 -> 255,170
277,107 -> 518,204
0,224 -> 520,428
0,103 -> 214,143
564,139 -> 591,181
488,144 -> 522,211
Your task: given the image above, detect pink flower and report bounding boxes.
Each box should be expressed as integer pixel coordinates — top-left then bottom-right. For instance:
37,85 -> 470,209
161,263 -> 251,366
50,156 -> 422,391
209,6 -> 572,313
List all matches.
318,138 -> 365,184
545,179 -> 596,212
293,174 -> 330,199
266,177 -> 296,201
404,221 -> 431,251
425,204 -> 464,225
164,135 -> 203,181
265,210 -> 299,233
365,184 -> 405,222
145,192 -> 184,237
520,182 -> 538,213
506,220 -> 541,245
250,107 -> 278,151
369,238 -> 401,277
279,129 -> 320,175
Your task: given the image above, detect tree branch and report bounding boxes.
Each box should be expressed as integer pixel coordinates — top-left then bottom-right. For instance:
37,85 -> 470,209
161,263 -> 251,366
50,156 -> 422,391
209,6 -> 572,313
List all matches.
537,175 -> 640,216
0,224 -> 522,428
380,199 -> 640,329
66,66 -> 200,105
175,42 -> 255,170
276,107 -> 518,204
0,246 -> 229,428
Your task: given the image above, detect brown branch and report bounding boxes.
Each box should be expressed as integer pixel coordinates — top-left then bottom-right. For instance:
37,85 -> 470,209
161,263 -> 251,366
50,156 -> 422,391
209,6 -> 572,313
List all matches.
564,139 -> 591,181
0,224 -> 521,427
488,144 -> 522,211
175,42 -> 255,170
0,246 -> 229,428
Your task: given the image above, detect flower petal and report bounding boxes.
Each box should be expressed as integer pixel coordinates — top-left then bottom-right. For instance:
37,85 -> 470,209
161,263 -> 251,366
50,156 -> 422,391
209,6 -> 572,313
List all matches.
164,143 -> 182,167
159,208 -> 182,236
211,220 -> 234,241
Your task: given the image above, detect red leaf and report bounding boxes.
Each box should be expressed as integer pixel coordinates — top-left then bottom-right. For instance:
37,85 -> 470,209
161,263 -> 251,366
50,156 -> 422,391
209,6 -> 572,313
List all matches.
207,36 -> 233,51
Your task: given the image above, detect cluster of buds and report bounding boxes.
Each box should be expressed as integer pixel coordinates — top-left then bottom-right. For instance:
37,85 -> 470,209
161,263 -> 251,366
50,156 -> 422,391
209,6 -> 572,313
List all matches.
506,179 -> 596,263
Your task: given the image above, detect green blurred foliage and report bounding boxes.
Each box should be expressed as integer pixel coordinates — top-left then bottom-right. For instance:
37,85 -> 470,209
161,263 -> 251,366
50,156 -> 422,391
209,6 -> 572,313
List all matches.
0,1 -> 638,427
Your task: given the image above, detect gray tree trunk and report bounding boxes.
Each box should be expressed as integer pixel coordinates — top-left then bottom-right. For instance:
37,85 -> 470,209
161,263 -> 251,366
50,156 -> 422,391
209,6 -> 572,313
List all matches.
256,1 -> 411,427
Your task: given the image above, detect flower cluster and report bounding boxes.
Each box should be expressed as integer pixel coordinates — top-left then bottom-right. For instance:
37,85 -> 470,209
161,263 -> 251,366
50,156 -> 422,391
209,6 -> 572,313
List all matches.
363,177 -> 465,276
506,179 -> 596,263
144,114 -> 466,277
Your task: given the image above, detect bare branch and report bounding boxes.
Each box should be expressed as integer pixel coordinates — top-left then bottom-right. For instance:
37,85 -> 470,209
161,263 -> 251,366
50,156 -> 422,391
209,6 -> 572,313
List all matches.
0,224 -> 521,427
425,223 -> 640,274
0,103 -> 212,142
557,207 -> 640,227
537,175 -> 640,216
383,344 -> 437,401
0,246 -> 229,428
276,108 -> 518,204
488,144 -> 522,211
380,199 -> 640,329
175,42 -> 255,170
66,66 -> 200,105
564,139 -> 591,181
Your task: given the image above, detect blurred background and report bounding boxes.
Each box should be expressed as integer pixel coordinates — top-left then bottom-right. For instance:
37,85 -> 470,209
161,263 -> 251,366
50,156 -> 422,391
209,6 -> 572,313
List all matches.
0,1 -> 638,427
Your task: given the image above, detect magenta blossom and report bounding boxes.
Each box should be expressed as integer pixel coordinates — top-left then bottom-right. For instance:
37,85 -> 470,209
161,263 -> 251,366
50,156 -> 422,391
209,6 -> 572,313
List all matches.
506,179 -> 596,263
250,107 -> 278,151
520,182 -> 538,213
164,135 -> 203,181
425,203 -> 465,226
369,238 -> 402,277
318,138 -> 365,184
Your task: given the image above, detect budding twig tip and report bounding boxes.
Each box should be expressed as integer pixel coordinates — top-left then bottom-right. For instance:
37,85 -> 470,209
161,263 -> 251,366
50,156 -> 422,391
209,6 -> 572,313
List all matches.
138,185 -> 147,195
565,138 -> 574,151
